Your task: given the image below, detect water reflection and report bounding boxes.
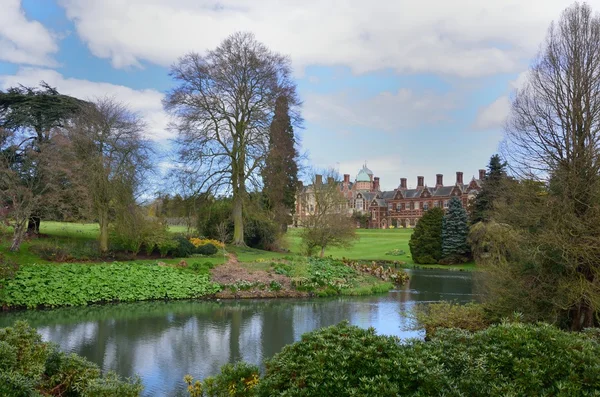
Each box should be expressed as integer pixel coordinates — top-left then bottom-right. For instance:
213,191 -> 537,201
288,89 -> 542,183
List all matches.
0,269 -> 476,396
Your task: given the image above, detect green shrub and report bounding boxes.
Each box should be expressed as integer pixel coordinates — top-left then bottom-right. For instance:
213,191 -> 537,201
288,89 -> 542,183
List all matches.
385,249 -> 405,256
29,240 -> 72,262
409,207 -> 444,264
196,243 -> 218,256
158,238 -> 179,258
243,217 -> 278,250
0,321 -> 143,396
185,362 -> 260,397
171,235 -> 196,258
270,262 -> 292,276
189,261 -> 215,274
251,321 -> 600,396
412,301 -> 490,339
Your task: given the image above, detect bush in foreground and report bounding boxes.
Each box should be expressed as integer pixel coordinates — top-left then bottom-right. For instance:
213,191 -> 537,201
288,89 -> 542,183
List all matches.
196,321 -> 600,397
412,301 -> 491,339
0,321 -> 142,396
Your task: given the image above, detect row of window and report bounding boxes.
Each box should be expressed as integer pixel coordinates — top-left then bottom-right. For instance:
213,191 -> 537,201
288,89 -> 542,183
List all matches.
385,200 -> 453,211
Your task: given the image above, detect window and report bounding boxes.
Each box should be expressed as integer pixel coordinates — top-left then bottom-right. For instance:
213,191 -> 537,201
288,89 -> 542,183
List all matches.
443,200 -> 449,208
434,201 -> 439,207
410,202 -> 414,210
423,202 -> 429,211
355,198 -> 363,210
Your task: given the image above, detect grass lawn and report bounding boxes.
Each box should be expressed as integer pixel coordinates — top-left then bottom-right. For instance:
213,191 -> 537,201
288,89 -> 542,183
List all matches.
1,221 -> 475,270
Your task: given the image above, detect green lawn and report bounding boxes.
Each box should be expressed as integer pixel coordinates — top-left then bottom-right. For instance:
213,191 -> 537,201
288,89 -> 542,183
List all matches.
286,228 -> 414,263
1,221 -> 475,270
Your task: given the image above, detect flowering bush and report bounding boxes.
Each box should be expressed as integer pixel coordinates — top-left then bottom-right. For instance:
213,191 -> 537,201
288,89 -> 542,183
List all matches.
189,238 -> 225,249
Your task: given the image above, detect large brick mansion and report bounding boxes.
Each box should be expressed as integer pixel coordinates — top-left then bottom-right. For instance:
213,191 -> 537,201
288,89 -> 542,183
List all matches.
294,165 -> 484,229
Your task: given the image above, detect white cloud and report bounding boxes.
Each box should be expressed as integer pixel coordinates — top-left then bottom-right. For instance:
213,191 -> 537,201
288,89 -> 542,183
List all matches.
304,88 -> 458,133
0,68 -> 172,140
57,0 -> 576,77
472,69 -> 532,130
472,96 -> 511,131
0,0 -> 58,66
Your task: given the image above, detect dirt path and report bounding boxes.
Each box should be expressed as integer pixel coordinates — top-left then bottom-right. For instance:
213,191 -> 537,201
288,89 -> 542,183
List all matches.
210,253 -> 308,299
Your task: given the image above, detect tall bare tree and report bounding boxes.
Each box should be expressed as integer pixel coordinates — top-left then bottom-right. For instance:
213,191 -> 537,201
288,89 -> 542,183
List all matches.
500,2 -> 600,330
0,131 -> 76,251
69,98 -> 152,253
300,170 -> 357,257
164,32 -> 301,246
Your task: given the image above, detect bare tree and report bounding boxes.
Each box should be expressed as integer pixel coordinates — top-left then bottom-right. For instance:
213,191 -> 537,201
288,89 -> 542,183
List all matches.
163,32 -> 301,246
0,131 -> 76,251
69,98 -> 152,253
300,169 -> 357,257
501,2 -> 600,330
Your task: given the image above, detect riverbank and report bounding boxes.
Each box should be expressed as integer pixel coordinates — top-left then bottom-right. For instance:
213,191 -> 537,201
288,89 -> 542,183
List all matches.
0,255 -> 407,310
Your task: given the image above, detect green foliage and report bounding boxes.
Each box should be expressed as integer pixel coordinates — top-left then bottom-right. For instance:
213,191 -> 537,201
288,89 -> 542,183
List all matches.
412,302 -> 490,339
262,96 -> 299,231
250,321 -> 600,396
189,261 -> 215,274
1,263 -> 221,308
29,239 -> 101,262
243,217 -> 278,250
185,362 -> 260,397
196,243 -> 218,256
441,196 -> 471,264
270,262 -> 292,276
197,198 -> 279,250
408,207 -> 443,264
471,154 -> 507,223
0,321 -> 142,396
171,234 -> 196,258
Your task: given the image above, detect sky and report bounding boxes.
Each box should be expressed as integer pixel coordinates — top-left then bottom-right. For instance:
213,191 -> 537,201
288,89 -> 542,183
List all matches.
0,0 -> 590,191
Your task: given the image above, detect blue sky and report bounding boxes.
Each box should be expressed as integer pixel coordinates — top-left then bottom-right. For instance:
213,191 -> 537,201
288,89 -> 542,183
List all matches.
0,0 -> 582,191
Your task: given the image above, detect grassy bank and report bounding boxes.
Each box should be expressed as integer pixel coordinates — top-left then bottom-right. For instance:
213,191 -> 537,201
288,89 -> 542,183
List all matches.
2,222 -> 475,270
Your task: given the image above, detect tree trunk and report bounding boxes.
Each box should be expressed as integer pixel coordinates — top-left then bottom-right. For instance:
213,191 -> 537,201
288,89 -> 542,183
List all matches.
232,193 -> 244,246
320,246 -> 325,257
99,207 -> 109,253
27,215 -> 41,235
10,221 -> 27,252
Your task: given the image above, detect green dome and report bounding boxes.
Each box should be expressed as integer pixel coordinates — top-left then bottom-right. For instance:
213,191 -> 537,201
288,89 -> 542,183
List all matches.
356,166 -> 371,182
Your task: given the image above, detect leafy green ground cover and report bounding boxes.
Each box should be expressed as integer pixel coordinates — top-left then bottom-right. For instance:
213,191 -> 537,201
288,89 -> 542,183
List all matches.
1,263 -> 221,308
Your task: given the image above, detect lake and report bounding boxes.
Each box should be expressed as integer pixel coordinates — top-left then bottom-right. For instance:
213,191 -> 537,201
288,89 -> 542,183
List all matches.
0,269 -> 477,396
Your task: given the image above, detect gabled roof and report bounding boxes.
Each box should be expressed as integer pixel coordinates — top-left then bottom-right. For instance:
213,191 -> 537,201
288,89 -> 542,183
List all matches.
369,198 -> 387,207
402,189 -> 421,199
380,190 -> 396,199
432,186 -> 454,197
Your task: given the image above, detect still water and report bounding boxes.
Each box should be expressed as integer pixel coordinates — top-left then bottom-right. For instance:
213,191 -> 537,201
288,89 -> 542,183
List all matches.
0,269 -> 476,396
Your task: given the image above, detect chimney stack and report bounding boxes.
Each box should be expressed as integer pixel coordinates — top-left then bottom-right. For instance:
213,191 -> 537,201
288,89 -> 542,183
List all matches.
436,174 -> 443,187
479,169 -> 486,180
315,174 -> 322,185
373,177 -> 380,191
327,177 -> 334,185
417,176 -> 424,188
400,178 -> 407,190
456,171 -> 464,185
343,174 -> 350,183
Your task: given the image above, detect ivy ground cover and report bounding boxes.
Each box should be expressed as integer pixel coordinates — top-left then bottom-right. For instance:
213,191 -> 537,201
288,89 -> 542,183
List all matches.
1,263 -> 221,308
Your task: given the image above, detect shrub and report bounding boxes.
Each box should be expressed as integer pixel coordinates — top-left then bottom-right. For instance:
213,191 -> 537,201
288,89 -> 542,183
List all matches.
189,261 -> 215,274
195,243 -> 218,256
171,235 -> 196,258
251,321 -> 600,396
0,321 -> 143,396
408,207 -> 444,264
243,217 -> 278,250
412,301 -> 490,339
185,362 -> 260,397
29,240 -> 72,262
189,238 -> 224,250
